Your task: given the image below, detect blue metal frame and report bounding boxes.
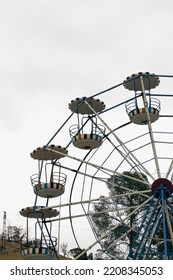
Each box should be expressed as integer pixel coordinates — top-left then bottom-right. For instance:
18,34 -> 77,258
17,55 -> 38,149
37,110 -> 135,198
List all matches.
127,185 -> 173,260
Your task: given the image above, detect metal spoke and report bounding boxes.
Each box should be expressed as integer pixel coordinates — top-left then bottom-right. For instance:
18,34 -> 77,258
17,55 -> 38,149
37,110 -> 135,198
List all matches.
140,76 -> 161,178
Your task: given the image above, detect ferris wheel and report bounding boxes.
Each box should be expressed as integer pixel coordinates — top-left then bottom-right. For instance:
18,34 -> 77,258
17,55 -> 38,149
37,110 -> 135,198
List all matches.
20,72 -> 173,260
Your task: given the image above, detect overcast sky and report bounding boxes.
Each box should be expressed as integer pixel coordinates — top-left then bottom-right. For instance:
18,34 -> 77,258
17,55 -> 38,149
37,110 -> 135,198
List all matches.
1,0 -> 173,251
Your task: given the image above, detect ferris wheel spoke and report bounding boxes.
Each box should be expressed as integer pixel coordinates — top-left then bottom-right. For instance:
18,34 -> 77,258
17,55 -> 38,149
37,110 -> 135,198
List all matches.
140,76 -> 161,178
165,159 -> 173,180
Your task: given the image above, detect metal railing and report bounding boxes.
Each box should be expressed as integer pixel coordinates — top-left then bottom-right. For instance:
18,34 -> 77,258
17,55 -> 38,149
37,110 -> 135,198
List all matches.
69,123 -> 106,138
30,172 -> 67,187
125,97 -> 161,115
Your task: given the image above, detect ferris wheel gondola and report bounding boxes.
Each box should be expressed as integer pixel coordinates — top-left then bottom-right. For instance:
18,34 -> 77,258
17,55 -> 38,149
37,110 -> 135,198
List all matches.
69,97 -> 106,149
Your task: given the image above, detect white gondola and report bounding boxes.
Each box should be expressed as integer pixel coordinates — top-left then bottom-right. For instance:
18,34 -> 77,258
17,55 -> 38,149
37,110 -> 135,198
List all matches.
69,97 -> 106,149
20,206 -> 59,260
124,72 -> 161,125
30,146 -> 67,198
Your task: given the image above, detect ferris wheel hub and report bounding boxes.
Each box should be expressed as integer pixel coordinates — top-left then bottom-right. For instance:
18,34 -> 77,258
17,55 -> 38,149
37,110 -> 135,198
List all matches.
151,178 -> 173,197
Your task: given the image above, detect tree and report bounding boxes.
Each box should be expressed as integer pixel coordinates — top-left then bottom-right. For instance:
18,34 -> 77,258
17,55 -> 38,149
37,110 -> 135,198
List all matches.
60,242 -> 70,257
91,171 -> 151,259
70,247 -> 93,260
7,226 -> 23,243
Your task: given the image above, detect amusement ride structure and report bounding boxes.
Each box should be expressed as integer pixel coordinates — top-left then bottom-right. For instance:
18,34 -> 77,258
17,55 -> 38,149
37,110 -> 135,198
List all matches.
20,72 -> 173,260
